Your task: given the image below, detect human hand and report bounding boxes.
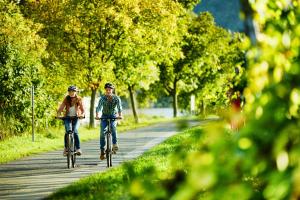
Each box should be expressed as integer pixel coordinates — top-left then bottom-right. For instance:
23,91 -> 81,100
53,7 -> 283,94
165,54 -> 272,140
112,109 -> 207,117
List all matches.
78,115 -> 85,119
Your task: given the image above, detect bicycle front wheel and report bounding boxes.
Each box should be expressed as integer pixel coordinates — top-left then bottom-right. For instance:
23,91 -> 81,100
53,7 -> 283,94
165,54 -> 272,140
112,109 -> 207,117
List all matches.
71,134 -> 76,168
106,133 -> 112,167
67,134 -> 72,169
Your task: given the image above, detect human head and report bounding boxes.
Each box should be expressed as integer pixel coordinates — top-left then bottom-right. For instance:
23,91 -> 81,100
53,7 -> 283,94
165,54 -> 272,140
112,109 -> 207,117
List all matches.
68,85 -> 77,92
104,82 -> 114,89
104,83 -> 114,96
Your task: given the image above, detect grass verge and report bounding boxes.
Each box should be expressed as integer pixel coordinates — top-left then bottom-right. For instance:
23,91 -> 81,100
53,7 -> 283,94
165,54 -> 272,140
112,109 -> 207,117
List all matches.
0,114 -> 177,164
47,126 -> 203,200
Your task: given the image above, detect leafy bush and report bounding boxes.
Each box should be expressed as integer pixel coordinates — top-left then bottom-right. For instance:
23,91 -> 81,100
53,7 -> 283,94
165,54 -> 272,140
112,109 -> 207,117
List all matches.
0,1 -> 47,138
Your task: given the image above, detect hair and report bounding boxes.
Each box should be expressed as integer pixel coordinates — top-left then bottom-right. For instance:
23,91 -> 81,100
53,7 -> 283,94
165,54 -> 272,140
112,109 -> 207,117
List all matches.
66,95 -> 78,107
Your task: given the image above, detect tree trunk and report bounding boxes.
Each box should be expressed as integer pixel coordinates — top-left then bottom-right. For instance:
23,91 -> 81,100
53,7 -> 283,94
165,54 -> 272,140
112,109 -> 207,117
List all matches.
128,85 -> 139,123
89,88 -> 97,128
172,80 -> 178,118
240,0 -> 257,44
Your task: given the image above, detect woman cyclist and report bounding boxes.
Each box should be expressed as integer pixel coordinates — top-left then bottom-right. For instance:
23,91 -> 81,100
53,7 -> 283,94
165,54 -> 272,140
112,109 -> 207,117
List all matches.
57,85 -> 85,156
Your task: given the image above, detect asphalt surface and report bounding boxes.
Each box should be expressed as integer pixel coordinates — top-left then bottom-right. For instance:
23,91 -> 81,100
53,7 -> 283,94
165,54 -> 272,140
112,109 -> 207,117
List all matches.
0,119 -> 207,200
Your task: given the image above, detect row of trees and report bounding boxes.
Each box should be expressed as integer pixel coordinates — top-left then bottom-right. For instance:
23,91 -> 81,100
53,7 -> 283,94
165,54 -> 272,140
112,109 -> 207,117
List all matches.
121,1 -> 300,199
0,0 -> 244,138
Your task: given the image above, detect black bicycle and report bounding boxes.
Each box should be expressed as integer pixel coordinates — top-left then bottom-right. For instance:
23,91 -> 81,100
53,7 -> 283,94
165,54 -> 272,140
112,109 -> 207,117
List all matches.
56,116 -> 84,168
95,117 -> 121,168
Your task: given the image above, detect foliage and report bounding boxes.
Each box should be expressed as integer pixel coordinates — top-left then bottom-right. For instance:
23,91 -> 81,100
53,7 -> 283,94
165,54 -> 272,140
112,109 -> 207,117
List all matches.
184,13 -> 245,111
240,0 -> 300,198
0,0 -> 47,137
113,0 -> 184,121
176,0 -> 200,10
158,11 -> 245,116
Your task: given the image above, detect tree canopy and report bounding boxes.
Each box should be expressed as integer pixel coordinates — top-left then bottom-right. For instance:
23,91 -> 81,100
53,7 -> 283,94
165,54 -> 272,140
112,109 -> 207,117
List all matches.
0,0 -> 47,136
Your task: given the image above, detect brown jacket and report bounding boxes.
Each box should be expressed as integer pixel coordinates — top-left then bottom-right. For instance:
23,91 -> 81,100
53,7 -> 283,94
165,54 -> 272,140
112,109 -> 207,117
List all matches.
57,95 -> 85,117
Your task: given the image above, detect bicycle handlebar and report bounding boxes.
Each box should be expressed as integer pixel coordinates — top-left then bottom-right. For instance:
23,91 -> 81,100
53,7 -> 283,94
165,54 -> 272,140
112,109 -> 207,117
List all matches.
55,116 -> 85,120
95,117 -> 122,120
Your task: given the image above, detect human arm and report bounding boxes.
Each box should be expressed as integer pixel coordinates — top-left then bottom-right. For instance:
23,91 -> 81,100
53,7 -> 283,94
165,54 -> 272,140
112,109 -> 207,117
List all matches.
57,97 -> 67,117
117,96 -> 123,119
78,97 -> 85,117
95,97 -> 103,118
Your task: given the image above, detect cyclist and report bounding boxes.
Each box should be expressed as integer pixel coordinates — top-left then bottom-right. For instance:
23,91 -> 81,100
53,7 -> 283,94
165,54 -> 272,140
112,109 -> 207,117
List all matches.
57,85 -> 85,156
96,82 -> 123,160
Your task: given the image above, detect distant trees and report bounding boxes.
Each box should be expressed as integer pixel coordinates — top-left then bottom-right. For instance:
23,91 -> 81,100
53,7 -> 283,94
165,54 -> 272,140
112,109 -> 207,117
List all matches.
158,12 -> 245,117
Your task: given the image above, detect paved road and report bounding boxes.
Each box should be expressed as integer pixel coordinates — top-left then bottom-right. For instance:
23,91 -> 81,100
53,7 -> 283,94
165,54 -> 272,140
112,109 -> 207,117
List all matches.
0,119 -> 209,200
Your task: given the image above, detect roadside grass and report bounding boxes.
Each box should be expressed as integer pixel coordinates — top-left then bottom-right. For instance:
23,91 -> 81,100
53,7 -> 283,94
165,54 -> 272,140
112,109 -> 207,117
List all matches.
0,114 -> 176,164
47,126 -> 203,200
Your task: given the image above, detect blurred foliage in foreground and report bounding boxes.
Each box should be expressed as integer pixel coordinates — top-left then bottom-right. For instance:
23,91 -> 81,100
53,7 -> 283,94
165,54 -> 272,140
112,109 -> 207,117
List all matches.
137,1 -> 300,199
152,1 -> 300,199
133,1 -> 300,199
121,1 -> 300,198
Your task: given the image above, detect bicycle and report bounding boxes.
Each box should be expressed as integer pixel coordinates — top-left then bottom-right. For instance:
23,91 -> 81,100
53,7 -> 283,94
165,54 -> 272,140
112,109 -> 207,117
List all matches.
95,117 -> 121,168
56,116 -> 84,169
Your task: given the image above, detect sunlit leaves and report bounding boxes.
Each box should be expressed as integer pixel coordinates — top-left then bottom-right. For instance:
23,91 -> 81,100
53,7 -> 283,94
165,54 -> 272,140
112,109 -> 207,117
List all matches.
0,0 -> 47,134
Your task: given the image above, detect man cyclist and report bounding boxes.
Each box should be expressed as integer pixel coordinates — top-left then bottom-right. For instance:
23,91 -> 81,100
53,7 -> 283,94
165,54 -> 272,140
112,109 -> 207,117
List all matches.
57,85 -> 85,156
96,82 -> 123,160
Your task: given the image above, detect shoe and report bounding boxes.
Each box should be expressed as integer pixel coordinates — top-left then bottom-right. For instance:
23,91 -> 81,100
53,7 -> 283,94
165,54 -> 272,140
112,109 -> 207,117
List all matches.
100,150 -> 105,160
63,148 -> 67,157
76,149 -> 82,156
112,144 -> 119,152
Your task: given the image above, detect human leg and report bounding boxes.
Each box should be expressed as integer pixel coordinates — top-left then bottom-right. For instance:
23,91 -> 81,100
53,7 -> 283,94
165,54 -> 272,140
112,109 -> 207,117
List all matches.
111,119 -> 118,151
63,118 -> 72,156
72,118 -> 80,149
63,118 -> 72,148
111,120 -> 118,145
72,118 -> 82,155
100,119 -> 108,151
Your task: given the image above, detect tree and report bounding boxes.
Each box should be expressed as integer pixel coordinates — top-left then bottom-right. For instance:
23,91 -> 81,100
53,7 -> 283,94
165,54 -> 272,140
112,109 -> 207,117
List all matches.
113,0 -> 184,123
114,51 -> 159,123
184,13 -> 245,114
20,0 -> 78,128
158,12 -> 244,117
0,0 -> 47,137
60,1 -> 135,127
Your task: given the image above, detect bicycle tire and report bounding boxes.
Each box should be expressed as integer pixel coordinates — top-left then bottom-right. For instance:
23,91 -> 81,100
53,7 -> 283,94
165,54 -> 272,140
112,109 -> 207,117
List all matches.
71,134 -> 76,168
109,151 -> 112,167
106,132 -> 112,167
67,134 -> 72,169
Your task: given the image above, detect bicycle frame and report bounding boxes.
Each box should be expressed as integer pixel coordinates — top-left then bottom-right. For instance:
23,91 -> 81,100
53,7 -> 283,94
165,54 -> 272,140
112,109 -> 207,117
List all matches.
56,116 -> 81,168
96,117 -> 119,168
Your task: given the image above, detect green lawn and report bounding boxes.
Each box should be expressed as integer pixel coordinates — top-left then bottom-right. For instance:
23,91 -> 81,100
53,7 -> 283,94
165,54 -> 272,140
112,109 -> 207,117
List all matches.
0,114 -> 172,164
46,126 -> 203,200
